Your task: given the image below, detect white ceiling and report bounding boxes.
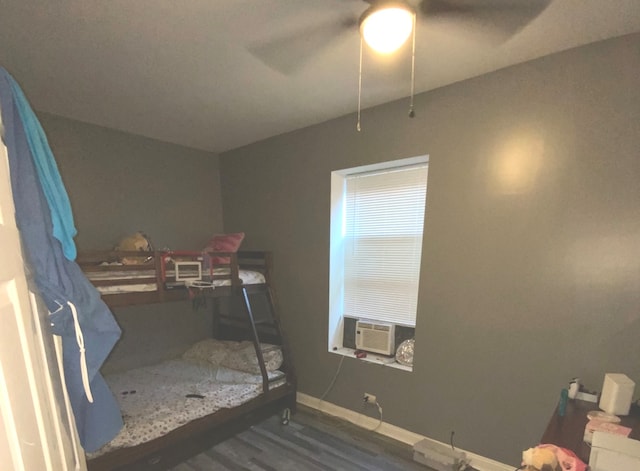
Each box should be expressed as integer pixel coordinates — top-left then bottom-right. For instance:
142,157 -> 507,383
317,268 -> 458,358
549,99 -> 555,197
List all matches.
1,0 -> 639,153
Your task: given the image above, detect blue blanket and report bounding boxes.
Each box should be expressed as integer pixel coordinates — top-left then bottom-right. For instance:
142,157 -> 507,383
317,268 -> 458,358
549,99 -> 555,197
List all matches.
0,67 -> 123,452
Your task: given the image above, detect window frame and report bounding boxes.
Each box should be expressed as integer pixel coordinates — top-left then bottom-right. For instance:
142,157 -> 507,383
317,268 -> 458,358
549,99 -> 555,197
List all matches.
328,155 -> 428,370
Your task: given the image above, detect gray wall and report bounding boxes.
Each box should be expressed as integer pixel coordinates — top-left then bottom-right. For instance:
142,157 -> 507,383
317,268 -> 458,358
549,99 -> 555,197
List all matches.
219,34 -> 640,465
39,113 -> 223,251
40,115 -> 223,370
100,302 -> 213,374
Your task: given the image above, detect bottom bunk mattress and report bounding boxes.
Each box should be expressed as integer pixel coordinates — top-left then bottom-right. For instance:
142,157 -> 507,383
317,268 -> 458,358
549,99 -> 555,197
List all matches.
89,341 -> 286,458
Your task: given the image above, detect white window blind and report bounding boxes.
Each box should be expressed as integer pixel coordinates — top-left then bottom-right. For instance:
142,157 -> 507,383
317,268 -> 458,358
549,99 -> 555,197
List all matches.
343,163 -> 428,326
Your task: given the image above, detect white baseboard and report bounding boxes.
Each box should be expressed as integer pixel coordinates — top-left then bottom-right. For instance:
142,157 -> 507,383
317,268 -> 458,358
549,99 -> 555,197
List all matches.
297,392 -> 513,471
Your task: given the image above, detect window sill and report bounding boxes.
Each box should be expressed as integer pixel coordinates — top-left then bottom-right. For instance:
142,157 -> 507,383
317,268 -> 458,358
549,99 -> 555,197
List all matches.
331,347 -> 413,372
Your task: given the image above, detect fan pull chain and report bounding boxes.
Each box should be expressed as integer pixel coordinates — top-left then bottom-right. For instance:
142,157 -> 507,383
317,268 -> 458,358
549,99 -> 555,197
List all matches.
409,12 -> 416,118
357,36 -> 363,132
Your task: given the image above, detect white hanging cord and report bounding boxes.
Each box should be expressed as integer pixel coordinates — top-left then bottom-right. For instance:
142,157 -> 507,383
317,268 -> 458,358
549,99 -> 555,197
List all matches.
319,354 -> 345,405
357,36 -> 363,132
409,12 -> 417,118
51,334 -> 83,468
368,400 -> 383,431
48,299 -> 94,464
68,301 -> 93,403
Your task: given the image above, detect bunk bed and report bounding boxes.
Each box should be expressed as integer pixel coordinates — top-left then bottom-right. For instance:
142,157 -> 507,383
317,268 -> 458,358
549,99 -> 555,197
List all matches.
77,250 -> 272,307
78,249 -> 297,471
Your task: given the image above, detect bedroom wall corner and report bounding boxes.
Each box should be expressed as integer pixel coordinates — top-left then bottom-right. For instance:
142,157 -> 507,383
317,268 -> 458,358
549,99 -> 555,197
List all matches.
37,113 -> 225,370
37,112 -> 224,251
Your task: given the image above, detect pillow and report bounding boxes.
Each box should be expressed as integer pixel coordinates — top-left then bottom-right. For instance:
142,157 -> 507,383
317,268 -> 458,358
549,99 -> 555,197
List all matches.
214,366 -> 284,384
182,339 -> 231,365
182,339 -> 283,374
206,232 -> 245,265
219,341 -> 283,374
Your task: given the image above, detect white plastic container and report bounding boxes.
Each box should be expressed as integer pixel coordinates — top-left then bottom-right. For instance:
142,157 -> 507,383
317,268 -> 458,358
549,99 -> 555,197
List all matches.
589,431 -> 640,471
599,373 -> 636,416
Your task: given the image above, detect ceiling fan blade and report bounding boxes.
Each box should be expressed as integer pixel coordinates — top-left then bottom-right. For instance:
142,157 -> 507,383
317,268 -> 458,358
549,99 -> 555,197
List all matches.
247,15 -> 357,75
419,0 -> 551,41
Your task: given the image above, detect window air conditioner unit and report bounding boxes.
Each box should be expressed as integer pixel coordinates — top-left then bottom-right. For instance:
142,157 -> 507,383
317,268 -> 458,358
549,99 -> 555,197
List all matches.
355,320 -> 395,356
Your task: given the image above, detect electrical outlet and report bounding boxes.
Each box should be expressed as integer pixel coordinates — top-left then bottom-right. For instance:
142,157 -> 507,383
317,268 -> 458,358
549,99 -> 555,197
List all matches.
363,393 -> 376,404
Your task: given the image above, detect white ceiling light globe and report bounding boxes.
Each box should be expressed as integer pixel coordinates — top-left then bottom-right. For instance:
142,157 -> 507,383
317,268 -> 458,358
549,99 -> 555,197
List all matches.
360,6 -> 414,54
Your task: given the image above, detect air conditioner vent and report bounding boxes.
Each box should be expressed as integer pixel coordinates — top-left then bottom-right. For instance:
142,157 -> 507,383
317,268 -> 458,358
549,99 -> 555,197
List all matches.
355,320 -> 395,356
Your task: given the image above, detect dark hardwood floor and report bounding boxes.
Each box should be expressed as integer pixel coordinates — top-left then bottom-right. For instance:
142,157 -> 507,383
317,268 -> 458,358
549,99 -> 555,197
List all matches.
169,406 -> 432,471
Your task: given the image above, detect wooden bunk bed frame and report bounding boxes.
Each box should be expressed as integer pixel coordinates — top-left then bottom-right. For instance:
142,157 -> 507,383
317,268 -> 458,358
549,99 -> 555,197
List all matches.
77,250 -> 273,308
78,250 -> 297,471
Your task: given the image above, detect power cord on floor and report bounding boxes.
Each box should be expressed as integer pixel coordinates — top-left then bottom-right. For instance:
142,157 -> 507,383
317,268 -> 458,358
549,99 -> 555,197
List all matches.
318,355 -> 382,432
367,400 -> 383,432
361,395 -> 383,432
448,430 -> 472,471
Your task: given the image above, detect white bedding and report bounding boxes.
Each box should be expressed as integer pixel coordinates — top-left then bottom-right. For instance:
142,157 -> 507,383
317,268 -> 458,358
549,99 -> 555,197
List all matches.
88,359 -> 285,457
87,268 -> 266,294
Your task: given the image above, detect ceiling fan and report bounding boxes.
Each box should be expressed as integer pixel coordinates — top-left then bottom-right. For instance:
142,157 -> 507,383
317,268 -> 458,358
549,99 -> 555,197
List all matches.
248,0 -> 552,75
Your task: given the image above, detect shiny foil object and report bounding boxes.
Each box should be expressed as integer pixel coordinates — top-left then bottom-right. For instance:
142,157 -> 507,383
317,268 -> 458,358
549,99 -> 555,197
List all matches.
395,339 -> 415,366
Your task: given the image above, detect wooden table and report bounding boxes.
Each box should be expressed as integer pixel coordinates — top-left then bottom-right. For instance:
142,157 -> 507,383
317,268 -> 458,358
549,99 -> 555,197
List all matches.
541,399 -> 640,463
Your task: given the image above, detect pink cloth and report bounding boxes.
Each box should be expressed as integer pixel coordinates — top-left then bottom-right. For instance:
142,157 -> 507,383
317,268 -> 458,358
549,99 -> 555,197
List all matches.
534,444 -> 587,471
205,232 -> 245,265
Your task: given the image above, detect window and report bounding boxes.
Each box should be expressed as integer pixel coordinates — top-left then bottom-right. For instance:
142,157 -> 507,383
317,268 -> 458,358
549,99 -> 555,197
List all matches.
329,156 -> 428,366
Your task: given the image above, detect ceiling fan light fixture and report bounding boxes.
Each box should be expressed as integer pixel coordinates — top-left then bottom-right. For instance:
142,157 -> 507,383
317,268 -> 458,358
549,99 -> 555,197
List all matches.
360,3 -> 415,54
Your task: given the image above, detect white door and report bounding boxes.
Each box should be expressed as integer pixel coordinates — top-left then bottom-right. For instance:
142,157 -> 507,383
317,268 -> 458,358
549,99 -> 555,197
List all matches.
0,116 -> 85,469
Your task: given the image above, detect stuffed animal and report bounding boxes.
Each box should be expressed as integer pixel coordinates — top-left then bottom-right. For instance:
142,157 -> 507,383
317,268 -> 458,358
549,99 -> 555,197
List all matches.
521,444 -> 587,471
115,231 -> 153,265
522,446 -> 561,471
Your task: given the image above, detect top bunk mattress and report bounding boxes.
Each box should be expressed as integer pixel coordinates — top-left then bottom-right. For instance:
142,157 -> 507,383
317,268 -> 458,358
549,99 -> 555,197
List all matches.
86,267 -> 266,294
